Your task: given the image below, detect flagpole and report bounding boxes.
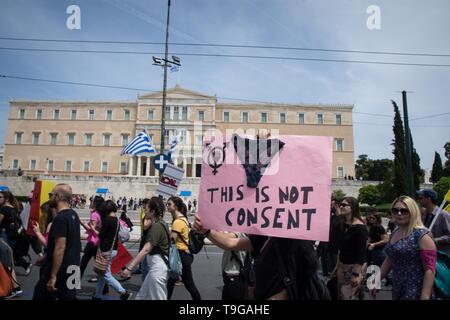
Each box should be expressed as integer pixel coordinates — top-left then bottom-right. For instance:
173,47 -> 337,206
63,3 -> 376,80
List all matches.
160,0 -> 171,154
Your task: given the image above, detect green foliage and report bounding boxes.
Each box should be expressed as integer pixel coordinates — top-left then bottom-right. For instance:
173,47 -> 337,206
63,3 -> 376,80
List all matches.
410,134 -> 424,188
358,185 -> 381,206
434,177 -> 450,204
431,152 -> 444,183
355,154 -> 393,181
391,101 -> 407,197
443,141 -> 450,177
376,180 -> 396,203
332,189 -> 346,201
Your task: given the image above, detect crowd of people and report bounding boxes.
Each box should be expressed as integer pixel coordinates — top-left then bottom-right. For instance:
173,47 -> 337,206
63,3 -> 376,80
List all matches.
0,184 -> 449,300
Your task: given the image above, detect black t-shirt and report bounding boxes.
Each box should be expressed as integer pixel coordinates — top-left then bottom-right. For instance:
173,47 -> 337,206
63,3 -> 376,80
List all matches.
99,216 -> 119,252
368,225 -> 386,250
43,209 -> 81,277
249,235 -> 284,300
0,206 -> 16,230
339,224 -> 368,265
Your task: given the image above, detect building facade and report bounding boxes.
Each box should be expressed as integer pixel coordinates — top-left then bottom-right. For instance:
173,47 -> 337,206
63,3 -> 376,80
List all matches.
3,86 -> 355,178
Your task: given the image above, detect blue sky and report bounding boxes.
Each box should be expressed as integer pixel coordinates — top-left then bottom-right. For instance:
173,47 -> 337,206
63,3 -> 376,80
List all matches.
0,0 -> 449,169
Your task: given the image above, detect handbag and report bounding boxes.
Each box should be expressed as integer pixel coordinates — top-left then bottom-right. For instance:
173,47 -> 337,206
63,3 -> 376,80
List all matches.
94,217 -> 120,276
174,218 -> 205,254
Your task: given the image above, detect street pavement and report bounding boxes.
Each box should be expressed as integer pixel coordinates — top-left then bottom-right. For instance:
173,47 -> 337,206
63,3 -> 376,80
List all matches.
10,208 -> 392,300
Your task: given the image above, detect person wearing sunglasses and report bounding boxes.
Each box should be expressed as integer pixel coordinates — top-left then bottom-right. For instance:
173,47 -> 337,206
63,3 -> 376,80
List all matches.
334,197 -> 368,300
370,196 -> 437,300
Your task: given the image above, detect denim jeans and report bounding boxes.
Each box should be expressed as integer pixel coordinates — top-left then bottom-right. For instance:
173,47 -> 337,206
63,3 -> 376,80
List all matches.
94,250 -> 126,298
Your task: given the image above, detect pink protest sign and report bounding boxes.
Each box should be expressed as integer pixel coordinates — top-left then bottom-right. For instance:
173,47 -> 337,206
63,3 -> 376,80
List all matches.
198,134 -> 333,241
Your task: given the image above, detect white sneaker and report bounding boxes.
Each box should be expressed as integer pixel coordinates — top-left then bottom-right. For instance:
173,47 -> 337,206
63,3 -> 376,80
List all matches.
24,263 -> 32,276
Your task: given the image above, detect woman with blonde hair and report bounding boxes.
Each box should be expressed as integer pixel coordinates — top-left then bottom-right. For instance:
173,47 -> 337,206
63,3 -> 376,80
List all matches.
370,196 -> 436,300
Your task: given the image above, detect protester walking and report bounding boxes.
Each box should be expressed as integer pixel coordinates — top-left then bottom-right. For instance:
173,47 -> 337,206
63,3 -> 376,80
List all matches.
166,196 -> 202,300
121,197 -> 170,300
370,196 -> 437,300
92,200 -> 131,300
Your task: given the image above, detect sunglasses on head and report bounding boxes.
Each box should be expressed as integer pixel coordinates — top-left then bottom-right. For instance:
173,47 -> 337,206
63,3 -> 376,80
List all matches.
391,207 -> 409,215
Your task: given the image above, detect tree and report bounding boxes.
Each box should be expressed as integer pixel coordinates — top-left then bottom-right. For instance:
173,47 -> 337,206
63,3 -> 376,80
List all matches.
355,155 -> 393,181
443,141 -> 450,177
410,134 -> 424,189
332,189 -> 346,201
377,180 -> 396,203
431,152 -> 443,183
355,154 -> 371,180
434,177 -> 450,204
358,185 -> 381,206
391,101 -> 407,197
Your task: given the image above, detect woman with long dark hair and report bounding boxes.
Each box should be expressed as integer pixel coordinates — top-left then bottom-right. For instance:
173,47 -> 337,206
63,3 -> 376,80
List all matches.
0,190 -> 32,275
166,196 -> 202,300
122,197 -> 170,299
92,200 -> 131,300
335,197 -> 368,300
366,209 -> 388,268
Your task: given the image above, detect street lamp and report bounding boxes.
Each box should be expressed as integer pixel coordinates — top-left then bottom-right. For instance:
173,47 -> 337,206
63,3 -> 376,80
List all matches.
152,0 -> 181,154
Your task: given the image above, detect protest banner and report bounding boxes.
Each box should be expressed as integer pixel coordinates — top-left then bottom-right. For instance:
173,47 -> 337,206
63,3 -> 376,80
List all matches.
198,134 -> 333,241
155,163 -> 185,198
27,180 -> 56,236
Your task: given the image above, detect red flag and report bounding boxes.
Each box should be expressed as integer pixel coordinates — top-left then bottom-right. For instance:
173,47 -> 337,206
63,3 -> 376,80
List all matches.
110,241 -> 133,275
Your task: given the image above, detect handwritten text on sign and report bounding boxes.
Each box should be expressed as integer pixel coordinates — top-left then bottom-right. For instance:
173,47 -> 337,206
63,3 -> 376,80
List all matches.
198,135 -> 333,241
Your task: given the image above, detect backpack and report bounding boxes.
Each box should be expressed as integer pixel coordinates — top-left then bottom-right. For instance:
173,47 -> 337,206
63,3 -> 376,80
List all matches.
268,237 -> 331,300
118,220 -> 130,243
5,209 -> 23,240
160,222 -> 183,279
173,218 -> 205,254
228,250 -> 254,299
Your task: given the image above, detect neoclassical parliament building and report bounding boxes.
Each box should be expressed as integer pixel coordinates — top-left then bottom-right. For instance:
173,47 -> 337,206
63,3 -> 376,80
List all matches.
4,86 -> 355,179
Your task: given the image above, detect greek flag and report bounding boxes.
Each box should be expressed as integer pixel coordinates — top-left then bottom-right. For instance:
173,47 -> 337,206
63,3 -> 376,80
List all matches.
121,129 -> 155,156
167,135 -> 179,163
170,65 -> 179,73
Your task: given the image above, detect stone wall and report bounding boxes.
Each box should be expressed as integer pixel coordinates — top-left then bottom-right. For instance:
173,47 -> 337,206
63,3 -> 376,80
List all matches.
0,174 -> 432,200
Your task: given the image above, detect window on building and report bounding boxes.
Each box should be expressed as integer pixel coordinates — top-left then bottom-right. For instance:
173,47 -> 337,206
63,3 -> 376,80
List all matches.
198,110 -> 205,121
50,133 -> 58,145
223,111 -> 230,122
30,160 -> 36,170
336,114 -> 342,125
103,134 -> 111,146
261,112 -> 267,123
336,138 -> 344,151
120,162 -> 127,174
242,112 -> 249,123
196,135 -> 204,146
67,133 -> 75,145
85,133 -> 93,146
15,132 -> 23,144
48,160 -> 54,171
32,132 -> 40,145
164,129 -> 170,145
280,113 -> 286,123
164,106 -> 170,120
83,161 -> 90,172
121,134 -> 129,146
12,159 -> 19,169
106,109 -> 113,121
89,109 -> 95,120
36,109 -> 43,120
147,110 -> 154,120
101,161 -> 108,173
337,166 -> 344,178
298,113 -> 305,124
182,106 -> 188,120
19,109 -> 25,119
124,109 -> 130,121
65,160 -> 72,172
173,106 -> 179,120
317,113 -> 324,124
71,109 -> 77,120
53,109 -> 60,120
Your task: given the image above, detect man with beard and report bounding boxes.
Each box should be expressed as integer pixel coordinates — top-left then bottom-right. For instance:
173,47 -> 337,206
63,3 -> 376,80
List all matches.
32,184 -> 81,300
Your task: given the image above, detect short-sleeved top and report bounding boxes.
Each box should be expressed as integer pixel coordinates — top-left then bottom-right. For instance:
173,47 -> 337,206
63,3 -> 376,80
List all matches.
43,209 -> 81,278
147,221 -> 169,257
339,223 -> 368,265
369,225 -> 387,250
86,210 -> 101,246
172,217 -> 189,251
99,216 -> 119,252
249,235 -> 284,300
